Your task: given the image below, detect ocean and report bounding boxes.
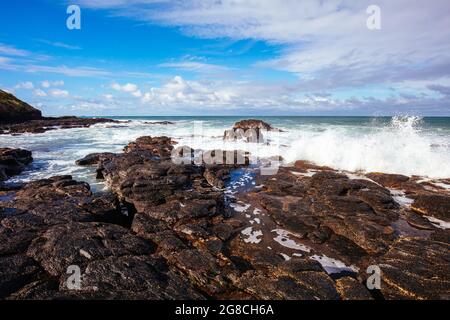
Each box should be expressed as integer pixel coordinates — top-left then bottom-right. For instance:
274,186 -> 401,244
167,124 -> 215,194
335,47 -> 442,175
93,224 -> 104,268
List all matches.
1,116 -> 450,191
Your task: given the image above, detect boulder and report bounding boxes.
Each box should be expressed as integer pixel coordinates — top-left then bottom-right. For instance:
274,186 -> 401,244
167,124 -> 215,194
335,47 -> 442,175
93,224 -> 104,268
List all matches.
0,148 -> 33,181
223,119 -> 280,143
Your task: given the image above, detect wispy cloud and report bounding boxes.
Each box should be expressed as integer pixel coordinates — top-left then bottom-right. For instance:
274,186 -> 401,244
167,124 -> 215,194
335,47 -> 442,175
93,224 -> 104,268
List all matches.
37,39 -> 82,50
158,61 -> 230,73
0,43 -> 30,56
25,65 -> 110,77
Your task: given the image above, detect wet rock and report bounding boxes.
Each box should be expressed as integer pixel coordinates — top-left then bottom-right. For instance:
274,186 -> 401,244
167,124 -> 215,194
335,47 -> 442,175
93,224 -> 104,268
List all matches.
0,148 -> 33,181
124,136 -> 175,159
204,167 -> 227,189
366,173 -> 410,188
405,211 -> 436,230
411,194 -> 450,220
144,121 -> 175,125
234,268 -> 339,300
75,153 -> 115,166
168,248 -> 228,295
430,229 -> 450,244
0,255 -> 42,298
335,277 -> 373,300
294,160 -> 334,172
27,222 -> 154,276
368,238 -> 450,299
233,119 -> 278,132
256,168 -> 399,255
58,255 -> 205,300
0,176 -> 126,228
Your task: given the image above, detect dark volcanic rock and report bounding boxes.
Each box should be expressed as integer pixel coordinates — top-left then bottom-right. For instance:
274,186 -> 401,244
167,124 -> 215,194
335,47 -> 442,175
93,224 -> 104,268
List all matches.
367,238 -> 450,299
233,119 -> 278,131
0,148 -> 33,181
335,277 -> 373,300
411,194 -> 450,220
366,172 -> 410,188
27,222 -> 154,276
0,89 -> 42,123
124,136 -> 175,159
75,153 -> 116,166
144,121 -> 175,125
0,117 -> 116,135
257,168 -> 399,254
0,255 -> 43,297
223,119 -> 280,143
59,255 -> 205,300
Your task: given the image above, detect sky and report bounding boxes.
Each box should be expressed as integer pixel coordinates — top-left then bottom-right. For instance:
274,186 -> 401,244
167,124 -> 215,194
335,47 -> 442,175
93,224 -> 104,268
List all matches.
0,0 -> 450,116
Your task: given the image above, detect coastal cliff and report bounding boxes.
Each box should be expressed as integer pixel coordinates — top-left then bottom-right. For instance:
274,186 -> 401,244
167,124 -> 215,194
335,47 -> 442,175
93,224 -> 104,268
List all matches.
0,90 -> 115,134
0,90 -> 42,123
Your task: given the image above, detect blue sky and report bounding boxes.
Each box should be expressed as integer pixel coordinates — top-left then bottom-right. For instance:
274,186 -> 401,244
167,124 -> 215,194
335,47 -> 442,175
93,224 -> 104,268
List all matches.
1,0 -> 449,116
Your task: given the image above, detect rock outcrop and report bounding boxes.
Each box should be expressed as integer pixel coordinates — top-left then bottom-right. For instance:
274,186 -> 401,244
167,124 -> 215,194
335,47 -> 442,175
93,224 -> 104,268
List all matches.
0,90 -> 41,123
0,89 -> 117,134
223,119 -> 281,143
0,148 -> 33,181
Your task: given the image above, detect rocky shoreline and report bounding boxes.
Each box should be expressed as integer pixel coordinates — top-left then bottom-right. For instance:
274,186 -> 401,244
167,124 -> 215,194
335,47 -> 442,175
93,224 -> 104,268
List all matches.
0,116 -> 117,135
1,131 -> 449,300
0,90 -> 116,134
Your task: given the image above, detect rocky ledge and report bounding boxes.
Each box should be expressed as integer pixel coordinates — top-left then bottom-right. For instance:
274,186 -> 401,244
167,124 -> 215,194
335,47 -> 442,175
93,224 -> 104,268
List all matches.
0,136 -> 449,300
0,117 -> 116,135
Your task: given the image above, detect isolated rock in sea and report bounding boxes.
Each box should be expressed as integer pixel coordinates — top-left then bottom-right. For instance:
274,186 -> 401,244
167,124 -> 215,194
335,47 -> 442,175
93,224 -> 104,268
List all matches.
0,148 -> 33,181
0,90 -> 42,123
223,119 -> 280,143
144,121 -> 175,125
233,119 -> 278,131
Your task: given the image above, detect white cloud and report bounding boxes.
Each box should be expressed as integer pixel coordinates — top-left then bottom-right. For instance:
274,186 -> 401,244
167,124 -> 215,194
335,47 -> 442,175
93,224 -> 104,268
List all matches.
49,89 -> 70,98
15,81 -> 34,90
111,82 -> 142,97
34,89 -> 48,97
142,76 -> 241,107
41,80 -> 64,88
